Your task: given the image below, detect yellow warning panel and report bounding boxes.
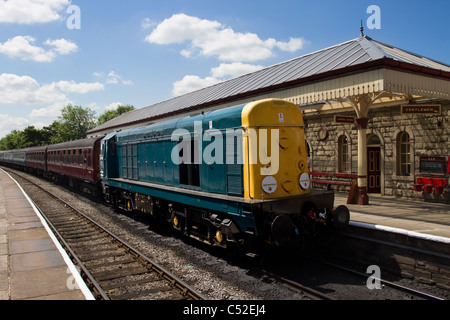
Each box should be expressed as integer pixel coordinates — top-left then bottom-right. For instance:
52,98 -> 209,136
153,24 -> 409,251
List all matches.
241,99 -> 311,200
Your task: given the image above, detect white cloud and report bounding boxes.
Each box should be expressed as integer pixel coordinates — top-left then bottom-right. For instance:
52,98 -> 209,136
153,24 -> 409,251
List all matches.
211,63 -> 264,79
0,114 -> 30,138
146,13 -> 306,62
106,70 -> 134,86
105,102 -> 124,111
172,75 -> 220,96
44,38 -> 78,55
0,74 -> 104,118
172,63 -> 264,97
55,80 -> 104,94
29,102 -> 68,118
141,18 -> 156,29
0,36 -> 77,62
0,0 -> 70,24
0,73 -> 67,105
0,73 -> 107,138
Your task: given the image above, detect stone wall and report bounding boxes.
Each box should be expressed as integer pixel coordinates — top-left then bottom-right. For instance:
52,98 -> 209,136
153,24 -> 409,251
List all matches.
304,101 -> 450,203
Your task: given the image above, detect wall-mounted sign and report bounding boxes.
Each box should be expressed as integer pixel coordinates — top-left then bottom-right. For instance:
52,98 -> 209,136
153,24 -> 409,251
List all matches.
401,105 -> 441,115
334,115 -> 355,124
420,156 -> 446,175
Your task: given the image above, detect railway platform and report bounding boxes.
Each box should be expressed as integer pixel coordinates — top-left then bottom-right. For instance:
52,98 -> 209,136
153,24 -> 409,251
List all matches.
0,166 -> 449,300
335,192 -> 450,242
0,169 -> 93,300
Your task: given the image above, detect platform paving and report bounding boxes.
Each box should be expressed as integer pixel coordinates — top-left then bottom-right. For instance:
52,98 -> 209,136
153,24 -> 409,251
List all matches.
335,192 -> 450,240
0,166 -> 449,300
0,169 -> 88,300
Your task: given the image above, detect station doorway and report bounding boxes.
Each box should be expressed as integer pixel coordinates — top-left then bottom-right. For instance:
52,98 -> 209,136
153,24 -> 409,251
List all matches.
367,134 -> 381,194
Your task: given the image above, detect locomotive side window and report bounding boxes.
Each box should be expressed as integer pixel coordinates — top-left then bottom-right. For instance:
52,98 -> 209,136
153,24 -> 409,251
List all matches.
179,139 -> 200,187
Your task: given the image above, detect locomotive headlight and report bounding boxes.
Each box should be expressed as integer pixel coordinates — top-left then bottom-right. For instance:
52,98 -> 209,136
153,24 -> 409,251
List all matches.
299,172 -> 311,190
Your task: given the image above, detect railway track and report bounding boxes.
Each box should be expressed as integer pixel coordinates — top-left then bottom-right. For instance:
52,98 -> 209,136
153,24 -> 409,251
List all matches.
4,168 -> 447,301
8,170 -> 206,301
260,245 -> 447,301
303,254 -> 445,300
262,257 -> 445,301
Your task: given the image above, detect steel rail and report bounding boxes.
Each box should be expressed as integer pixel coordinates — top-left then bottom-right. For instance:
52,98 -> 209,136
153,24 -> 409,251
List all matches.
261,269 -> 336,301
304,254 -> 445,301
31,199 -> 110,300
8,170 -> 206,301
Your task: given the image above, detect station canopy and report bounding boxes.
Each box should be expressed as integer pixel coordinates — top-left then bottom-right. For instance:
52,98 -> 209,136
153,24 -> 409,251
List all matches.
88,35 -> 450,136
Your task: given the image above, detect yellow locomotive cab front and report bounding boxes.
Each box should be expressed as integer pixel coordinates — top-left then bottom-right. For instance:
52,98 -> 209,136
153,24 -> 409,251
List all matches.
242,99 -> 311,200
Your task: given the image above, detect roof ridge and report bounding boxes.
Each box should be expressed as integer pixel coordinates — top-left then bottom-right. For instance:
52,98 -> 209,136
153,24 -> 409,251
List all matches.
356,36 -> 387,61
369,38 -> 450,69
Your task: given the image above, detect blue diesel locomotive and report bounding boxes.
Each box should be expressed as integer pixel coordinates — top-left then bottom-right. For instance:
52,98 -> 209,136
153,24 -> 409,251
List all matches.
100,99 -> 350,256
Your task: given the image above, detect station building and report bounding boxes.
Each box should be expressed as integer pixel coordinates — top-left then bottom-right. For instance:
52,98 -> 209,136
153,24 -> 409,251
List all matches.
88,34 -> 450,204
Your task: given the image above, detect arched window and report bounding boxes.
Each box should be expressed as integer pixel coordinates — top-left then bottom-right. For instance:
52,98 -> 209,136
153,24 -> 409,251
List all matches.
398,132 -> 411,176
338,135 -> 350,173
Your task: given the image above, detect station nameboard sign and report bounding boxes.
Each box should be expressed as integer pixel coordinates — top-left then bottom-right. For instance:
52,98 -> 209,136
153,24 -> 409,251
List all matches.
401,105 -> 441,115
334,115 -> 355,124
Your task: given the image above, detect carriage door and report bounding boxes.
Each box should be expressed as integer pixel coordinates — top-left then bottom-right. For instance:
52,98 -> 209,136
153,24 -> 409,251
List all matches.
367,134 -> 381,194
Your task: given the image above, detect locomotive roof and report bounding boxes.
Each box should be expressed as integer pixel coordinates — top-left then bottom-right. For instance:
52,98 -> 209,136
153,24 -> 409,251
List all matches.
88,36 -> 450,136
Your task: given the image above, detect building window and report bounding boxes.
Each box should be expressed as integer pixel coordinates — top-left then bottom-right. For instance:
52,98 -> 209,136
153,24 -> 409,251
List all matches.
398,132 -> 411,176
338,135 -> 350,173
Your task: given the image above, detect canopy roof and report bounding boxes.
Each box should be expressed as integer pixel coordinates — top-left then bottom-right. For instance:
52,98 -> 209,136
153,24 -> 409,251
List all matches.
89,36 -> 450,136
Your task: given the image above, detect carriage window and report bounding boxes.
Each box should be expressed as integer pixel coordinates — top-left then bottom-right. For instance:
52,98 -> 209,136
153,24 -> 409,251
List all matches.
87,149 -> 92,168
78,149 -> 83,165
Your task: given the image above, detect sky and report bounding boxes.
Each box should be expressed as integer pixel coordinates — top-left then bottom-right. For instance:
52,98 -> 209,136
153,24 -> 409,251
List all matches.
0,0 -> 449,138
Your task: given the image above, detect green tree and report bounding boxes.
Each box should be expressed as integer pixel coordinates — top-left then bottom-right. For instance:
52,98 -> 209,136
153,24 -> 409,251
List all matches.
0,104 -> 97,150
21,126 -> 52,148
58,105 -> 96,141
43,121 -> 65,144
0,130 -> 23,150
98,104 -> 135,125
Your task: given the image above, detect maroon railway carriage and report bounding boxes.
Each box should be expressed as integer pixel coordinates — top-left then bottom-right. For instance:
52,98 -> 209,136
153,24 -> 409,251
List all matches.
47,137 -> 103,186
25,146 -> 48,173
